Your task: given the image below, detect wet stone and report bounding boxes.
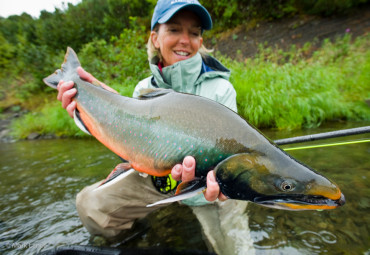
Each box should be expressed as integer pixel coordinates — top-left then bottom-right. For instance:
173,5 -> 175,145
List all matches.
27,132 -> 40,140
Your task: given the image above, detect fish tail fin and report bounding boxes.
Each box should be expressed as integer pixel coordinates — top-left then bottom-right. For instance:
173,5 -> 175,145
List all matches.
146,177 -> 207,207
43,47 -> 81,89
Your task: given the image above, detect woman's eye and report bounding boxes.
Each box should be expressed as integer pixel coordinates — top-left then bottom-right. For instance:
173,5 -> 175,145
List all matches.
168,27 -> 179,33
190,30 -> 201,37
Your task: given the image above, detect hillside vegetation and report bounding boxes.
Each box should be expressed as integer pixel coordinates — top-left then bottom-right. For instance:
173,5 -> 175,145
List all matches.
1,0 -> 369,138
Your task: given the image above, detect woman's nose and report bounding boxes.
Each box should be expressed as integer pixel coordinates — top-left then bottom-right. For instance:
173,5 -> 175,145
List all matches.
179,32 -> 190,45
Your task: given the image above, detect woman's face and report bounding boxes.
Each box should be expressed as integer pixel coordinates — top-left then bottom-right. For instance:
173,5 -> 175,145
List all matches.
151,10 -> 203,67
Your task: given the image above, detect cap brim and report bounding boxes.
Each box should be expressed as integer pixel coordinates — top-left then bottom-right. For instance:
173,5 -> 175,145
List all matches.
157,4 -> 212,30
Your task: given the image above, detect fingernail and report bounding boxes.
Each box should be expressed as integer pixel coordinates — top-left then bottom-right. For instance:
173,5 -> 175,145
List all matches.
173,165 -> 181,174
184,156 -> 193,168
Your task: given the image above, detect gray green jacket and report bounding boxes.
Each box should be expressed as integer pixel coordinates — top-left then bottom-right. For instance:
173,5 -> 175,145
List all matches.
133,53 -> 237,112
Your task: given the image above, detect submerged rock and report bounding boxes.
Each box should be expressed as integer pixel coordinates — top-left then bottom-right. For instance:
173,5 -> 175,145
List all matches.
27,132 -> 40,140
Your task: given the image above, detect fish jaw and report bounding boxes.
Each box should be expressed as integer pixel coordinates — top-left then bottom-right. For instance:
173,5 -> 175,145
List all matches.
214,153 -> 346,211
254,193 -> 345,211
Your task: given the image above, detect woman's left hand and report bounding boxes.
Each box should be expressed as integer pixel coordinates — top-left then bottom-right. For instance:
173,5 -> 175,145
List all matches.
77,67 -> 119,94
171,156 -> 228,201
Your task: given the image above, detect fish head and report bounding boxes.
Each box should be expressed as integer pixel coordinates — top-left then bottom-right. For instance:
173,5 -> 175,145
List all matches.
214,152 -> 345,210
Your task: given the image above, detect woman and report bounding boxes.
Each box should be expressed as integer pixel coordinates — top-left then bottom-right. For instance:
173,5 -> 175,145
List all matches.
57,0 -> 236,239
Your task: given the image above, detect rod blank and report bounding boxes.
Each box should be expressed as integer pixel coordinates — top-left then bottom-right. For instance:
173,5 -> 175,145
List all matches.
274,126 -> 370,145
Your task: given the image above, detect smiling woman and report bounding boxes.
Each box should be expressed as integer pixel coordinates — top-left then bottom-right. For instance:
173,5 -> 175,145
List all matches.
55,0 -> 240,249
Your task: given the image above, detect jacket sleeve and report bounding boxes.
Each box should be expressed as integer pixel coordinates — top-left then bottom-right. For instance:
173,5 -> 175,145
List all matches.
198,78 -> 238,113
132,76 -> 153,98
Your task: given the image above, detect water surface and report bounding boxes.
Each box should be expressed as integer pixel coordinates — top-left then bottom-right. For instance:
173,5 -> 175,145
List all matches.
0,122 -> 369,254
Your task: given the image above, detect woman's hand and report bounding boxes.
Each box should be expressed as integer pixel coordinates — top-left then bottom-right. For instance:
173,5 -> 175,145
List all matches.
57,67 -> 118,118
171,156 -> 228,201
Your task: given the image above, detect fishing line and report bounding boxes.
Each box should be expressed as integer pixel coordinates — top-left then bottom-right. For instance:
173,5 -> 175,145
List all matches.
282,138 -> 370,151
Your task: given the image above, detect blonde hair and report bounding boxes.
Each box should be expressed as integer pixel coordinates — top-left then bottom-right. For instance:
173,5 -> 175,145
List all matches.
146,25 -> 213,63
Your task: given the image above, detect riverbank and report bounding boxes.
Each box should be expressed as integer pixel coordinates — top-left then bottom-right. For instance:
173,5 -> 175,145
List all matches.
0,109 -> 57,142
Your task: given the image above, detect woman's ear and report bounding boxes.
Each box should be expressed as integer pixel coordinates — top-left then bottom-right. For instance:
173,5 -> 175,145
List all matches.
151,31 -> 160,49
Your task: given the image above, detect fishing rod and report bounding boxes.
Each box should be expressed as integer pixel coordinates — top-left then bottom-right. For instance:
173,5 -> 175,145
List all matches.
274,126 -> 370,145
282,138 -> 370,151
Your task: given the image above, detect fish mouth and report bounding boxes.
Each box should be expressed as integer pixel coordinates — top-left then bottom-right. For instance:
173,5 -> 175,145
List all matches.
254,193 -> 345,210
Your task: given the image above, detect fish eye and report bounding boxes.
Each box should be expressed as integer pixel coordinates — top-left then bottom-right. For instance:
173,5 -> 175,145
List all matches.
280,181 -> 295,191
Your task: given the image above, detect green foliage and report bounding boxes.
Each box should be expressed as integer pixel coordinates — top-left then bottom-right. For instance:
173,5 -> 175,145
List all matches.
103,0 -> 155,35
78,17 -> 150,96
10,102 -> 86,138
201,0 -> 369,29
296,0 -> 369,16
218,34 -> 370,130
0,33 -> 15,69
202,0 -> 298,28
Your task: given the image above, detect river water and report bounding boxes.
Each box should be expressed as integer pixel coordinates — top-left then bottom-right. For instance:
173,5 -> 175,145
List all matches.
0,122 -> 369,254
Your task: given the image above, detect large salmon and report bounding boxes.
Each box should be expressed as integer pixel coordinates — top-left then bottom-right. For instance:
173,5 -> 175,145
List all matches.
44,47 -> 345,210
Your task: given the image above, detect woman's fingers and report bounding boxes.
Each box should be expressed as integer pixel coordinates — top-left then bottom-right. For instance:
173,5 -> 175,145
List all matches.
61,88 -> 77,109
77,67 -> 94,82
204,171 -> 220,202
66,101 -> 77,118
181,156 -> 196,182
171,156 -> 196,182
57,80 -> 73,101
77,66 -> 118,94
170,157 -> 228,202
171,164 -> 182,181
56,80 -> 77,118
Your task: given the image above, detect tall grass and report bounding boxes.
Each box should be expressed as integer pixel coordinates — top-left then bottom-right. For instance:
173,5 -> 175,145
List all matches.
10,34 -> 370,138
10,101 -> 85,139
219,34 -> 370,130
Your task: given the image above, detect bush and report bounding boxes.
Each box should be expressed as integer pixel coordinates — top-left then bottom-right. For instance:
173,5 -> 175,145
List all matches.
202,0 -> 369,29
78,17 -> 150,96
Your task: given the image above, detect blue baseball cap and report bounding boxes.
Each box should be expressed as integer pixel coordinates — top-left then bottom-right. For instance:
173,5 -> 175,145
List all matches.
151,0 -> 212,31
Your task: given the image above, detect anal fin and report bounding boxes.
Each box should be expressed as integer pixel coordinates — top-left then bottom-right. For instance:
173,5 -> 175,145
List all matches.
147,177 -> 207,207
100,162 -> 133,186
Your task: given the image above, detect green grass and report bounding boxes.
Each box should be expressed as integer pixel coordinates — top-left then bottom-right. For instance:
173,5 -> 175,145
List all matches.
9,34 -> 370,138
10,101 -> 86,139
219,34 -> 370,130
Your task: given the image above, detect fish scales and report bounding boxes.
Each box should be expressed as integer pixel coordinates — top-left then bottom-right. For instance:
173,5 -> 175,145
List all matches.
75,79 -> 257,176
43,47 -> 345,211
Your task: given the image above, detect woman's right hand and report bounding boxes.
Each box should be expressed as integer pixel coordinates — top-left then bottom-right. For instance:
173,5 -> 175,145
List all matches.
57,79 -> 77,118
57,67 -> 118,118
171,156 -> 228,202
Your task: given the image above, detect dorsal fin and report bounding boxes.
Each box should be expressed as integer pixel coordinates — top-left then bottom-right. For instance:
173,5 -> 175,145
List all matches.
138,88 -> 173,99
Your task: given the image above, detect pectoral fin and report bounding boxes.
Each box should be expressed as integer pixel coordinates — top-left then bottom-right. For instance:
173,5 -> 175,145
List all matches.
73,109 -> 91,135
147,177 -> 207,207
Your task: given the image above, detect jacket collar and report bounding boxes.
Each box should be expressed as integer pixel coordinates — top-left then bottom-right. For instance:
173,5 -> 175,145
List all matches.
149,53 -> 230,93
